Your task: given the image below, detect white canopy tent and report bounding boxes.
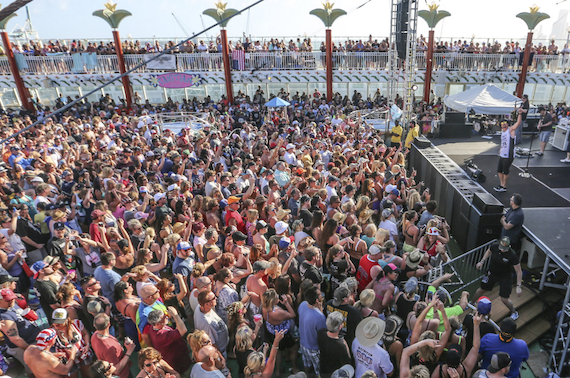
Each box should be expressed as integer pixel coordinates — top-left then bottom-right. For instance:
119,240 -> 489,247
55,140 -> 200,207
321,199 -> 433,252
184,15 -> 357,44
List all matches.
444,84 -> 532,115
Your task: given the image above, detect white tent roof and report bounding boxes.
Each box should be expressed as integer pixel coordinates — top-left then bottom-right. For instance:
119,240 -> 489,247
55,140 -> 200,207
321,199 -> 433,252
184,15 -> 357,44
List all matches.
444,84 -> 529,115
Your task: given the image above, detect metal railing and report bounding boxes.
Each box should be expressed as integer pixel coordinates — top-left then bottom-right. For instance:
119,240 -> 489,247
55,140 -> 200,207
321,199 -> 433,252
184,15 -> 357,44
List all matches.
8,52 -> 570,75
427,239 -> 496,297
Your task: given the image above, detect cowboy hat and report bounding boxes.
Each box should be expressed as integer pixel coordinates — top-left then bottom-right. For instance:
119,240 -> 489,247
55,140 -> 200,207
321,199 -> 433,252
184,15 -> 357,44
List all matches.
406,249 -> 425,269
356,317 -> 386,347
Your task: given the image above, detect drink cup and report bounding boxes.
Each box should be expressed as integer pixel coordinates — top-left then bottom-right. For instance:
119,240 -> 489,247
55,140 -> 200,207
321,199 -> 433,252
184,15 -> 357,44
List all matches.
253,314 -> 262,322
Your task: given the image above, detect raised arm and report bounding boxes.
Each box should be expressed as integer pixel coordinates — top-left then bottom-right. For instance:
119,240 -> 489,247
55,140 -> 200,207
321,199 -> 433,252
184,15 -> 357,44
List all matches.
411,296 -> 438,345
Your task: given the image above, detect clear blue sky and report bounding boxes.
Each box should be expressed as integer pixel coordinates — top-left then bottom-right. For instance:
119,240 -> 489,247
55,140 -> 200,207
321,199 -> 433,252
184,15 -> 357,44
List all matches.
11,0 -> 570,44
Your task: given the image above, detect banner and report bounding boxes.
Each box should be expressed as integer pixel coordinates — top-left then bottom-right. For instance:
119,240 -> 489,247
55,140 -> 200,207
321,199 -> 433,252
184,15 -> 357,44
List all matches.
149,73 -> 202,88
144,53 -> 177,70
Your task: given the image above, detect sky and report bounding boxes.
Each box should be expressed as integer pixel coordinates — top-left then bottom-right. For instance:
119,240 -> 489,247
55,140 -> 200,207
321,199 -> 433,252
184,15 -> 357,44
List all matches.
9,0 -> 570,45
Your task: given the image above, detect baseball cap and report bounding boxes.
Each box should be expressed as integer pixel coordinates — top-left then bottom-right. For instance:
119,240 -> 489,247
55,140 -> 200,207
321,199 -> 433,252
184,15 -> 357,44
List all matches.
446,344 -> 463,368
427,227 -> 440,236
177,241 -> 192,250
52,308 -> 68,324
252,260 -> 271,272
91,209 -> 106,218
278,236 -> 291,250
369,244 -> 384,255
390,188 -> 400,196
31,261 -> 48,278
0,274 -> 18,285
219,199 -> 229,209
87,300 -> 104,315
53,221 -> 65,230
139,186 -> 148,193
134,212 -> 149,220
477,296 -> 492,315
404,277 -> 419,294
286,143 -> 295,150
228,196 -> 240,205
256,220 -> 268,230
332,285 -> 350,307
382,208 -> 393,218
232,231 -> 247,242
167,184 -> 179,192
153,193 -> 166,202
488,352 -> 512,373
0,289 -> 16,301
499,236 -> 511,252
331,364 -> 355,378
31,177 -> 44,183
36,328 -> 57,350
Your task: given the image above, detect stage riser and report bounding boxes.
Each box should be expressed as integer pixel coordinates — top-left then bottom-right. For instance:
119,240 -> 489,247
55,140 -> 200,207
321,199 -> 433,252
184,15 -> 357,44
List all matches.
409,143 -> 504,252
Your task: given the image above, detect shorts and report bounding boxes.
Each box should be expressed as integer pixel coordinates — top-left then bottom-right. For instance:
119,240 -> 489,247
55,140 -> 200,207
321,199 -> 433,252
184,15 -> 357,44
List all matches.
480,272 -> 513,298
539,130 -> 551,143
300,345 -> 320,374
497,157 -> 514,175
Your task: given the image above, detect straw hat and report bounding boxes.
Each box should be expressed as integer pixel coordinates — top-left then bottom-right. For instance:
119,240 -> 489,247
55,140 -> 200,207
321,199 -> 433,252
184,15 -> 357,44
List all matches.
406,249 -> 425,269
276,208 -> 291,221
358,209 -> 375,224
173,222 -> 186,235
332,212 -> 347,225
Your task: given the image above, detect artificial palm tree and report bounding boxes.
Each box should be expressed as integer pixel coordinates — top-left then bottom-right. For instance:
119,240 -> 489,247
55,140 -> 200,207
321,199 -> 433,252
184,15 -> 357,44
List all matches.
93,1 -> 133,106
203,2 -> 241,103
418,3 -> 450,102
515,6 -> 550,97
310,2 -> 347,102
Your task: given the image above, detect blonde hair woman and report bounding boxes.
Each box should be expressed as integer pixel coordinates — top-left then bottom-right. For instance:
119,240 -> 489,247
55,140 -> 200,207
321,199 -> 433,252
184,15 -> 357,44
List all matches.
354,288 -> 379,318
244,330 -> 285,378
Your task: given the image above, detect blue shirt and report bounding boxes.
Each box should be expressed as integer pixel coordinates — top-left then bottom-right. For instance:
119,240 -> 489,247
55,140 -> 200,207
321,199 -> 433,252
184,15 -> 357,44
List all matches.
93,266 -> 121,304
172,255 -> 195,291
274,169 -> 290,187
479,334 -> 529,378
298,301 -> 326,350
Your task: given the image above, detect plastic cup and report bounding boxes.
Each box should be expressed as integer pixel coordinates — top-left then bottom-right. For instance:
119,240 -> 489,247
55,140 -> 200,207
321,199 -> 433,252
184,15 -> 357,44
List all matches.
253,314 -> 262,322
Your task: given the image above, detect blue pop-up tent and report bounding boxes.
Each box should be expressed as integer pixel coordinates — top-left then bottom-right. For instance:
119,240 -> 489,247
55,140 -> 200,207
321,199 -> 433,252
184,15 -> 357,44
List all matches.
265,97 -> 290,107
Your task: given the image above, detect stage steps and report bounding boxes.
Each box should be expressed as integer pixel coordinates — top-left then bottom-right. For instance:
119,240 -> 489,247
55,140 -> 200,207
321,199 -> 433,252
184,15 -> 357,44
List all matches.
481,284 -> 564,345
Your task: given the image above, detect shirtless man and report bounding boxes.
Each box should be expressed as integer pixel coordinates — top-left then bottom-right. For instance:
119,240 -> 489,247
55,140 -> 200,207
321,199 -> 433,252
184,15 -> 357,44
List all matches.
230,231 -> 251,268
24,328 -> 77,378
245,261 -> 270,315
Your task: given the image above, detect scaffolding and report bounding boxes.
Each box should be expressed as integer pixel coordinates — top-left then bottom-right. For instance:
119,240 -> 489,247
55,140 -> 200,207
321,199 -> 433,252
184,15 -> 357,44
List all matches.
387,0 -> 418,125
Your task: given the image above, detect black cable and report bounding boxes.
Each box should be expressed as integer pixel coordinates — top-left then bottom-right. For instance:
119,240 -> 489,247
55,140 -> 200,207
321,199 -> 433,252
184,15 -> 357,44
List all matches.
0,0 -> 266,145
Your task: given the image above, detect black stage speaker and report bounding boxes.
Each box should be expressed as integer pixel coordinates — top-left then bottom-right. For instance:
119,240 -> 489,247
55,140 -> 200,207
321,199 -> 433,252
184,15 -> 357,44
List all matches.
413,136 -> 431,148
396,0 -> 409,60
472,192 -> 504,214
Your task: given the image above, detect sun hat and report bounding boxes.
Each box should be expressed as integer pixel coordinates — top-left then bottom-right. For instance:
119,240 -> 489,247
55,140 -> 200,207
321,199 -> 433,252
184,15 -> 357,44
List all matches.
276,208 -> 291,221
406,249 -> 425,269
356,317 -> 386,347
332,212 -> 347,224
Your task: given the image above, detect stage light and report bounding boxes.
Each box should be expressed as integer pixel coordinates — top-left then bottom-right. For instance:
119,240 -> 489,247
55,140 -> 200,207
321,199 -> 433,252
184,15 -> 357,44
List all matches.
412,85 -> 418,91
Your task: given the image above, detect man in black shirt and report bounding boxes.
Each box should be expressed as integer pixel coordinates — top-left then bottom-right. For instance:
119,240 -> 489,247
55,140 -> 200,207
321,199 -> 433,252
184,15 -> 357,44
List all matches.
516,94 -> 529,144
324,284 -> 363,347
299,247 -> 323,286
473,237 -> 523,320
501,193 -> 524,246
31,261 -> 59,322
536,106 -> 553,156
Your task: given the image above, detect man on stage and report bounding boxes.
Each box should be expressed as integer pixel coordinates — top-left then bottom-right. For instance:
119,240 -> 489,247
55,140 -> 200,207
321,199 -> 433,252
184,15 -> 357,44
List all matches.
494,113 -> 522,193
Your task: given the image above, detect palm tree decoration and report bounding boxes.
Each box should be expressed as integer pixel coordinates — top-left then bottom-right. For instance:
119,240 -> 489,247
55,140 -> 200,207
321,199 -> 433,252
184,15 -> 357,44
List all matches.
203,2 -> 241,103
418,3 -> 450,30
418,2 -> 450,102
310,2 -> 347,102
93,0 -> 132,30
93,1 -> 133,106
203,2 -> 240,29
515,6 -> 549,97
0,5 -> 17,30
309,2 -> 347,28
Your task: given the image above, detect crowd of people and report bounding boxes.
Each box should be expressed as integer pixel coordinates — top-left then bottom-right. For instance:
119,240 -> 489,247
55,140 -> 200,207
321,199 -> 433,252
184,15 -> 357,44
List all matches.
0,87 -> 529,378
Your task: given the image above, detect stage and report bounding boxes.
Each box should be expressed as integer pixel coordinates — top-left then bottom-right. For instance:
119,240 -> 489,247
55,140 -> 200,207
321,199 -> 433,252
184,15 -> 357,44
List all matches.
433,134 -> 570,275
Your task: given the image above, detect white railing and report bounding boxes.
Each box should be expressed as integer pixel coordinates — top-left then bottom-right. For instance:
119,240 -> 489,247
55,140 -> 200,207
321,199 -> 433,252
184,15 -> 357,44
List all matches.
5,52 -> 570,75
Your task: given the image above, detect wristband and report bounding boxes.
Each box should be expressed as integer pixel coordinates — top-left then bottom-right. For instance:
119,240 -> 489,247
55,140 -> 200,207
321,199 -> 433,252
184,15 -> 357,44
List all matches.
272,346 -> 279,350
126,354 -> 131,358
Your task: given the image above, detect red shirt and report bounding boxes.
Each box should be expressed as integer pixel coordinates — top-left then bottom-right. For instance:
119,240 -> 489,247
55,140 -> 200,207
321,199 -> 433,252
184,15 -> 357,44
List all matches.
225,209 -> 246,233
145,325 -> 191,374
356,255 -> 380,292
91,333 -> 132,378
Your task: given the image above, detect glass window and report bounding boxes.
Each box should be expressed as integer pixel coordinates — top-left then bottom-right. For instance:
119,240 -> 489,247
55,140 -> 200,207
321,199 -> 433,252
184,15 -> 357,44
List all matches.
448,84 -> 465,96
533,85 -> 551,103
333,83 -> 348,97
103,86 -> 126,105
165,88 -> 186,104
81,86 -> 103,103
1,89 -> 20,107
186,86 -> 206,100
523,84 -> 536,101
36,87 -> 58,107
144,86 -> 165,104
206,84 -> 224,101
503,83 -> 516,96
552,85 -> 566,103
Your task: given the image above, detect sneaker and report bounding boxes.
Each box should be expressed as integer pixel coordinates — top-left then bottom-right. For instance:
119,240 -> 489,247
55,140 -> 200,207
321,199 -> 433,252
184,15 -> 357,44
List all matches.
493,186 -> 503,192
535,151 -> 544,156
561,158 -> 570,163
510,311 -> 519,320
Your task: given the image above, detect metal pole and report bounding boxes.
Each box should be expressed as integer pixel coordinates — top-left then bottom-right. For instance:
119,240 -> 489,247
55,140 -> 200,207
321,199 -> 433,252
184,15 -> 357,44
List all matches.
423,29 -> 434,103
0,31 -> 33,110
112,29 -> 133,108
516,32 -> 533,98
326,29 -> 333,103
0,0 -> 266,145
220,29 -> 233,103
550,276 -> 570,375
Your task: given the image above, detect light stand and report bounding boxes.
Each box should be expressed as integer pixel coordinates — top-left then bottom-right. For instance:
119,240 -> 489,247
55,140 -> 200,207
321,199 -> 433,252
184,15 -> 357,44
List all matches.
519,126 -> 535,178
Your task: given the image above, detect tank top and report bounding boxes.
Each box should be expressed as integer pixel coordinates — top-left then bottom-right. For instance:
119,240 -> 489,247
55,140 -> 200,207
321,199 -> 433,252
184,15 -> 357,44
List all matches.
500,129 -> 515,159
356,255 -> 379,292
347,238 -> 365,261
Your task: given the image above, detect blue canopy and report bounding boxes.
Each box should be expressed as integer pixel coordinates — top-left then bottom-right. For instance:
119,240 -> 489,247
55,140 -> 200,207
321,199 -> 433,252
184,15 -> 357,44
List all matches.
265,97 -> 290,107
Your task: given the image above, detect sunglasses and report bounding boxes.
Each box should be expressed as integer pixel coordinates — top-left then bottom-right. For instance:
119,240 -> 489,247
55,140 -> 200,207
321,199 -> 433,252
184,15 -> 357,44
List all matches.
201,339 -> 212,346
147,290 -> 159,299
144,360 -> 159,368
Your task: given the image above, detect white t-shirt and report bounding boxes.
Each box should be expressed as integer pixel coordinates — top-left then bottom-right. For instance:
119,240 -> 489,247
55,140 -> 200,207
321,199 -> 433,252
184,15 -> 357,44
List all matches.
0,229 -> 26,252
352,338 -> 394,378
190,363 -> 224,378
379,219 -> 398,242
325,185 -> 338,202
284,152 -> 297,165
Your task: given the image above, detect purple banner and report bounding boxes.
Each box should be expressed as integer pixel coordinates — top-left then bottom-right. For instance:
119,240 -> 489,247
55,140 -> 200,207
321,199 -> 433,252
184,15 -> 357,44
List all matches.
150,73 -> 202,88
